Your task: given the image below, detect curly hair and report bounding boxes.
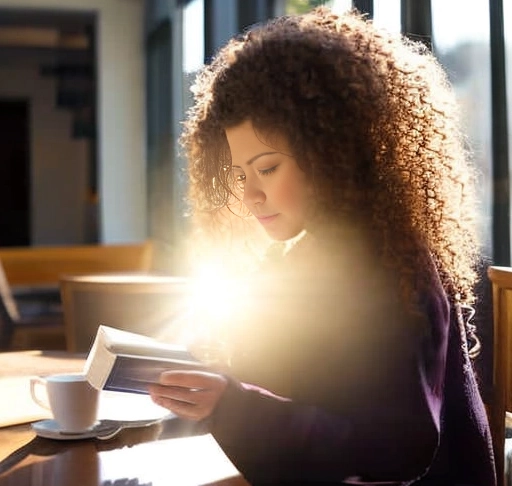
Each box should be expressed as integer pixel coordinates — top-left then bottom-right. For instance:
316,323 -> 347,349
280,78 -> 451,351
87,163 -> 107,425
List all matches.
181,7 -> 480,315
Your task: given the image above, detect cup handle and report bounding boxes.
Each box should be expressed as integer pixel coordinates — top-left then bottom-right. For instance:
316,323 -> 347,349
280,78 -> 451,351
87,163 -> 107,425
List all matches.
30,377 -> 50,410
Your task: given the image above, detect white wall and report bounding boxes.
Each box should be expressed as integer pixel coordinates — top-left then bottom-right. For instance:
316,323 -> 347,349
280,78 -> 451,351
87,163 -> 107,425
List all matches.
0,66 -> 88,245
0,0 -> 147,244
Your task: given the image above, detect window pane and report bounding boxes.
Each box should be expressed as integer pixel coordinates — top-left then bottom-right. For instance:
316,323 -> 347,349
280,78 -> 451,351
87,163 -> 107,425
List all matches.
285,0 -> 351,15
373,0 -> 400,34
183,0 -> 204,75
505,0 -> 512,252
284,0 -> 399,23
331,0 -> 352,13
175,0 -> 205,243
432,0 -> 492,256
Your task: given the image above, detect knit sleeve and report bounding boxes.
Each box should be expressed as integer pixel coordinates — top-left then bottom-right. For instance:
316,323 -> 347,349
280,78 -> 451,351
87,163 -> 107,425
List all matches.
209,281 -> 450,484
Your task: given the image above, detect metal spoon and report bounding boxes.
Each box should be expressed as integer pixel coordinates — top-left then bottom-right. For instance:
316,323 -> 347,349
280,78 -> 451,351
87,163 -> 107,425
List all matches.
58,417 -> 167,440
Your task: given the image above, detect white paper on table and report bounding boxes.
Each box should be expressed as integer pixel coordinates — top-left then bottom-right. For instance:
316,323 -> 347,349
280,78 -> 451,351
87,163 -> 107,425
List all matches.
98,390 -> 171,421
0,376 -> 51,427
0,377 -> 170,428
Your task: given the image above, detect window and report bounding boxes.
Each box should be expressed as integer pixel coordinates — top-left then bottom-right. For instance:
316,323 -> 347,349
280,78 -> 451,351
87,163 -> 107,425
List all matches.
373,0 -> 400,33
183,0 -> 205,77
432,0 -> 493,256
285,0 -> 351,15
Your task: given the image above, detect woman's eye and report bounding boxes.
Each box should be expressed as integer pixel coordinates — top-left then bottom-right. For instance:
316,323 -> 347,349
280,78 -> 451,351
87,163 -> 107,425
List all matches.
259,165 -> 278,176
232,172 -> 246,190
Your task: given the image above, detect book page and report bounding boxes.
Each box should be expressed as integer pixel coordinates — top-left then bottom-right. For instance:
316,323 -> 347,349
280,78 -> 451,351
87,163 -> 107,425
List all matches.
102,326 -> 194,361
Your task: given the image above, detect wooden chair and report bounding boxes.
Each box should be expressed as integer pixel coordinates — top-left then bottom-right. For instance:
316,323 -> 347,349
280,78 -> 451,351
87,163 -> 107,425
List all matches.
60,273 -> 193,353
0,240 -> 154,287
486,265 -> 512,486
0,260 -> 65,350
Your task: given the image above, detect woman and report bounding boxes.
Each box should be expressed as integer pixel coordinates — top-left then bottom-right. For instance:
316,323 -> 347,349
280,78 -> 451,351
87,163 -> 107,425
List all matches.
149,7 -> 496,485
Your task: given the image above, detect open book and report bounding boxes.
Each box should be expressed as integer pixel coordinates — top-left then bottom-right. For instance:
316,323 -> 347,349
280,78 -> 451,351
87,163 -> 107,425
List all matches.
84,325 -> 204,394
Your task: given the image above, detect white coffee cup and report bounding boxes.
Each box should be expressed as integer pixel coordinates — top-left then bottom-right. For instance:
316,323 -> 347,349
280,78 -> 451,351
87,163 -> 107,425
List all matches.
30,373 -> 99,432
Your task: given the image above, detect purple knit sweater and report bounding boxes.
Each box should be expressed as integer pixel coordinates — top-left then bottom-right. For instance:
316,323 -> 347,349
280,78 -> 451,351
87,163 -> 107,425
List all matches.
208,243 -> 496,485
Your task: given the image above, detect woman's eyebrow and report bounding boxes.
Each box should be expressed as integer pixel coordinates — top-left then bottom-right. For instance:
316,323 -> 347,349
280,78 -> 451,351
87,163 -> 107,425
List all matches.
232,151 -> 279,168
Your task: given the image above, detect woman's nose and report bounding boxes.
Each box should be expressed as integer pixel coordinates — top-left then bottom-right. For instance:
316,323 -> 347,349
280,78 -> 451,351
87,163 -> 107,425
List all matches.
243,177 -> 266,206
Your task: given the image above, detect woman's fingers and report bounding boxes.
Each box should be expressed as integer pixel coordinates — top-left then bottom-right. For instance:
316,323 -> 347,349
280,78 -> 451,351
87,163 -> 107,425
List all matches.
149,387 -> 225,420
158,370 -> 222,388
148,370 -> 228,421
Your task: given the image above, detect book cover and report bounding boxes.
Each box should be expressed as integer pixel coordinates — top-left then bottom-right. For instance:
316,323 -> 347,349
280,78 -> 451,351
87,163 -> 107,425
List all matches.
84,325 -> 204,394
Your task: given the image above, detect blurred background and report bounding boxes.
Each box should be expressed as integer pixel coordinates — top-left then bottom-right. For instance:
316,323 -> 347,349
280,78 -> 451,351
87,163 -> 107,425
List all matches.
0,0 -> 509,269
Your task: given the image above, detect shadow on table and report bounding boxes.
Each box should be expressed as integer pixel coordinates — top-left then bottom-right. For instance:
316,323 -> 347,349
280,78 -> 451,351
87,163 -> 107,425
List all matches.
0,416 -> 208,477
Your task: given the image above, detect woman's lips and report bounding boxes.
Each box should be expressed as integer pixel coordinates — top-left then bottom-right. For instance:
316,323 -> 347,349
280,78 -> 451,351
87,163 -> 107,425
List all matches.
256,214 -> 279,225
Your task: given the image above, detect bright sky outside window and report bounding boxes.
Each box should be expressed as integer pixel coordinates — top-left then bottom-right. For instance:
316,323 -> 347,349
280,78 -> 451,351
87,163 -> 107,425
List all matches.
183,0 -> 204,74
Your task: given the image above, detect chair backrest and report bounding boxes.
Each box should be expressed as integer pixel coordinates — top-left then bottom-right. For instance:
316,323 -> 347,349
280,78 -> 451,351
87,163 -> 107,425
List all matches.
0,260 -> 20,349
487,265 -> 512,486
60,273 -> 193,353
0,240 -> 154,286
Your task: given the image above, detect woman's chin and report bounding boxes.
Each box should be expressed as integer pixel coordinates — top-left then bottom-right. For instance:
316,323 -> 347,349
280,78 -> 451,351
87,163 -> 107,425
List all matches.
265,228 -> 306,242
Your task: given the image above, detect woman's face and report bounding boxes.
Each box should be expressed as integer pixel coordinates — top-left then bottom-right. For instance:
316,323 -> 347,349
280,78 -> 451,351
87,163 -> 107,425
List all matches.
226,120 -> 312,241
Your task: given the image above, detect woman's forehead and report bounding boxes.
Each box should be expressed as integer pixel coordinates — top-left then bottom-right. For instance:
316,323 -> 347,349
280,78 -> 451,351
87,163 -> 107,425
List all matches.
225,121 -> 291,160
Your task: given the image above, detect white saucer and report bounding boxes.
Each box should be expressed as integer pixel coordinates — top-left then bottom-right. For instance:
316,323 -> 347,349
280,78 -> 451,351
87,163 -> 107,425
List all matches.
31,419 -> 119,441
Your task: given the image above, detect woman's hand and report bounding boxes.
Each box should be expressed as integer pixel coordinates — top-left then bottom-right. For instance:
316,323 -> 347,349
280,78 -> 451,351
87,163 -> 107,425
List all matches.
148,370 -> 228,421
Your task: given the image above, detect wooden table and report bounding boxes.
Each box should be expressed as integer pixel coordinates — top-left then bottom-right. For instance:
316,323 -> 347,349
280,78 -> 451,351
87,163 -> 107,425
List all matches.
0,351 -> 249,486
